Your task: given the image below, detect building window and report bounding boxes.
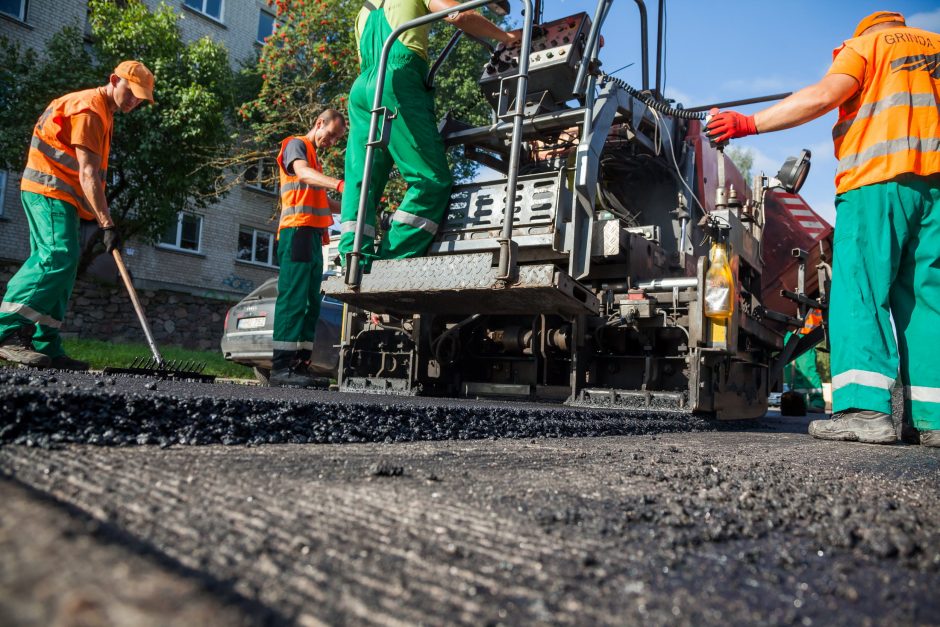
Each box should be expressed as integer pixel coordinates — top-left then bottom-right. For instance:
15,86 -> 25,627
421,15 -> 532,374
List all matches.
0,170 -> 7,217
183,0 -> 222,22
0,0 -> 27,21
244,158 -> 278,195
237,226 -> 279,267
257,10 -> 276,45
159,211 -> 203,252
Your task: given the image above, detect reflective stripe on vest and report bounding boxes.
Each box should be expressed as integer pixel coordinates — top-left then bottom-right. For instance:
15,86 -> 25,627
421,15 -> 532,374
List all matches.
21,168 -> 92,216
276,135 -> 332,234
21,88 -> 112,221
341,220 -> 376,239
392,209 -> 439,235
830,28 -> 940,193
837,136 -> 940,175
0,301 -> 63,329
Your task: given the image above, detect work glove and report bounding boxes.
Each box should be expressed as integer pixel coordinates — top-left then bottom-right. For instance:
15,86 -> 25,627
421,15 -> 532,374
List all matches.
101,226 -> 121,253
705,108 -> 758,144
336,180 -> 345,193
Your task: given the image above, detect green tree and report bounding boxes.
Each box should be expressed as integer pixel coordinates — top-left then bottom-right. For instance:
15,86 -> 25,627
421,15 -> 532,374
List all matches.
227,0 -> 507,216
0,0 -> 235,273
726,146 -> 754,182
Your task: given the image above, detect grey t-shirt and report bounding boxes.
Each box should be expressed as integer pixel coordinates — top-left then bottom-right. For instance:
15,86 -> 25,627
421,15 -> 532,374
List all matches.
282,138 -> 309,176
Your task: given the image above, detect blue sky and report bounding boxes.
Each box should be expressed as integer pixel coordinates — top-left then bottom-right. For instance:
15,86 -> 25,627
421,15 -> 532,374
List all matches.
548,1 -> 940,225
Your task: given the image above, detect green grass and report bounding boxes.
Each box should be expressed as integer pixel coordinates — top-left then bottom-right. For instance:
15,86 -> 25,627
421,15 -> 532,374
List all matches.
62,338 -> 255,380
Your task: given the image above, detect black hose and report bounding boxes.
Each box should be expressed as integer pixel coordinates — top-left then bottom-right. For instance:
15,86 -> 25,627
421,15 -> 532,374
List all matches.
600,72 -> 706,120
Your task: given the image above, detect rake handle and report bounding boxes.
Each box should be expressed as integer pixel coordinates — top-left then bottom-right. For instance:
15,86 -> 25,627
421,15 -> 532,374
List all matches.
112,249 -> 164,365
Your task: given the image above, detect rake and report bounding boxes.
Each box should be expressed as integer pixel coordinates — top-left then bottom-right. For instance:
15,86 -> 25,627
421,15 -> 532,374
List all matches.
102,249 -> 216,383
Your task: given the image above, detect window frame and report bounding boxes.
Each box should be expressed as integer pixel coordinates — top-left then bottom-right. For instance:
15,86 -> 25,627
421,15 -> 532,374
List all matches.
0,0 -> 28,22
243,157 -> 279,196
157,211 -> 204,254
256,9 -> 277,45
0,170 -> 7,218
236,226 -> 279,268
182,0 -> 223,23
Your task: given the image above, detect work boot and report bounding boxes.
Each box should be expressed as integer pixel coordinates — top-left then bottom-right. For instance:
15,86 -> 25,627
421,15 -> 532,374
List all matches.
0,327 -> 52,368
269,366 -> 319,388
808,409 -> 897,444
918,430 -> 940,448
48,354 -> 90,372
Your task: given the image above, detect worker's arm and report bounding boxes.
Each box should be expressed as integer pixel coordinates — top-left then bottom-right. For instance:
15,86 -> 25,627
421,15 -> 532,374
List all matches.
292,159 -> 344,193
430,0 -> 519,45
706,73 -> 859,143
76,146 -> 114,228
754,73 -> 859,132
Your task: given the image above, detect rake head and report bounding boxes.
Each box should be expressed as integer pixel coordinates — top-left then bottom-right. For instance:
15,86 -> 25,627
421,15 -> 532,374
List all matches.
103,356 -> 216,383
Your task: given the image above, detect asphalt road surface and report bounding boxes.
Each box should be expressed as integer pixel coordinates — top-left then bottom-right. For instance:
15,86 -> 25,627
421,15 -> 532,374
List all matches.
1,367 -> 938,626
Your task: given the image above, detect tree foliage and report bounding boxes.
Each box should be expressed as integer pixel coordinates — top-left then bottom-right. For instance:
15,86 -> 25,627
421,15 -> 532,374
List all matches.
726,146 -> 754,183
0,0 -> 235,272
227,0 -> 508,215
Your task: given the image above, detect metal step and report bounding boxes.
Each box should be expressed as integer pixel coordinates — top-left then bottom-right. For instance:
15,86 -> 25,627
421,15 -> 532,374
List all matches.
323,253 -> 597,316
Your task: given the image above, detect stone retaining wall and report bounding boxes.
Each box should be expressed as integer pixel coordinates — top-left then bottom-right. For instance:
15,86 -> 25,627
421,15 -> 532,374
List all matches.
0,261 -> 231,352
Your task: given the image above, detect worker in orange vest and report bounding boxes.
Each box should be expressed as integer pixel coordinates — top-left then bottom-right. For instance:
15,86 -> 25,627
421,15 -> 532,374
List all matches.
0,61 -> 154,370
271,109 -> 347,387
784,309 -> 826,412
706,11 -> 939,448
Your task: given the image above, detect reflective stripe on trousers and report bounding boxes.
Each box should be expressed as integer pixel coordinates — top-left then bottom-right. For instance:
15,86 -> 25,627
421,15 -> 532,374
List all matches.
0,301 -> 63,328
391,209 -> 439,235
272,340 -> 314,351
831,369 -> 895,392
341,221 -> 376,239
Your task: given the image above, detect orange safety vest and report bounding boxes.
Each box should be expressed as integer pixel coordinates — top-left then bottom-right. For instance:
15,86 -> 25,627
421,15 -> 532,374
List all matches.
21,88 -> 113,221
799,308 -> 824,336
276,136 -> 332,240
830,26 -> 940,194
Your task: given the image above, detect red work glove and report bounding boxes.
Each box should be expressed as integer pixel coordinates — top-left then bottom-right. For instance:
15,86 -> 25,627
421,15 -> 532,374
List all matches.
336,180 -> 345,193
705,108 -> 758,143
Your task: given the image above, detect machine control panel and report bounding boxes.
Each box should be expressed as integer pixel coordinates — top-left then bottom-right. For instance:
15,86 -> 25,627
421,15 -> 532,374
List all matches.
480,12 -> 592,109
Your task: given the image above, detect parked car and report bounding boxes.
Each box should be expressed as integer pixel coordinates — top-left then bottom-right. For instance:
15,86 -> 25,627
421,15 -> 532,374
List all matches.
220,274 -> 342,384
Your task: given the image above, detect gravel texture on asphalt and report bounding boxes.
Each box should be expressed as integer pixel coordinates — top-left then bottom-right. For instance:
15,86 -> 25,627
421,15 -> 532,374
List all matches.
2,366 -> 939,625
0,368 -> 713,447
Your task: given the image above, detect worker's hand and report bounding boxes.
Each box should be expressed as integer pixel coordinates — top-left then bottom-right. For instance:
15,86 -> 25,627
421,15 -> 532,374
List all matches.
503,29 -> 521,47
705,109 -> 757,144
101,226 -> 121,253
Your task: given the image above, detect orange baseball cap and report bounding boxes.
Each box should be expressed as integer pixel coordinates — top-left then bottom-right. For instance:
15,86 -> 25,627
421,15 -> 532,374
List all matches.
853,11 -> 905,38
114,60 -> 155,103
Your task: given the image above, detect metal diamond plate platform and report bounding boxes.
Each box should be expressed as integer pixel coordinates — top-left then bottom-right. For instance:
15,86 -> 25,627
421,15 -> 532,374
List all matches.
323,253 -> 598,316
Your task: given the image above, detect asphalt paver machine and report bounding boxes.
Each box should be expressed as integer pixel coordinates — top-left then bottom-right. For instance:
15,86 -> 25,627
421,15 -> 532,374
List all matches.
323,0 -> 832,419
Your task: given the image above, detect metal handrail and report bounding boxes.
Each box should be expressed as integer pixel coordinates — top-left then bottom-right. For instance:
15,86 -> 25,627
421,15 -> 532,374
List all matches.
346,0 -> 530,286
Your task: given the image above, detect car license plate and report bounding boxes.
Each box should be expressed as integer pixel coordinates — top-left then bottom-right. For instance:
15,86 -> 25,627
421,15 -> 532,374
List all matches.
237,316 -> 267,330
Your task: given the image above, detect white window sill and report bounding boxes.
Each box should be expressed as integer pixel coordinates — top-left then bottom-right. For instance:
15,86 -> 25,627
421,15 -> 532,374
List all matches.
156,243 -> 206,258
181,4 -> 226,28
235,258 -> 279,270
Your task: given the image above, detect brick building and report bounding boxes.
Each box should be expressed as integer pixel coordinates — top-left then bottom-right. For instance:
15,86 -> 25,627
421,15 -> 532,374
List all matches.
0,0 -> 294,301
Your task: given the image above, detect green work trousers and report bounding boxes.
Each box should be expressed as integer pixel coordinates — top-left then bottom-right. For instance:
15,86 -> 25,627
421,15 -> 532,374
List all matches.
0,192 -> 80,358
273,227 -> 324,366
830,174 -> 940,430
338,5 -> 453,267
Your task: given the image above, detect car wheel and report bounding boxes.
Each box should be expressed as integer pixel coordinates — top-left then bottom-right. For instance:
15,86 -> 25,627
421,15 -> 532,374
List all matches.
253,367 -> 271,385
